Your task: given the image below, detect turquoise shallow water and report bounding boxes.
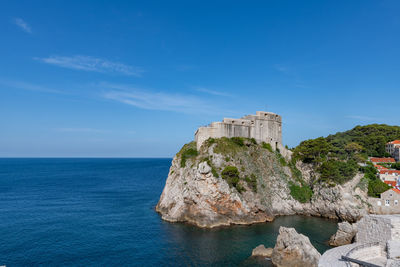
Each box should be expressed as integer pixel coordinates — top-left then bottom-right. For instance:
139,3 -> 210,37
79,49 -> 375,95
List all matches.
0,158 -> 337,266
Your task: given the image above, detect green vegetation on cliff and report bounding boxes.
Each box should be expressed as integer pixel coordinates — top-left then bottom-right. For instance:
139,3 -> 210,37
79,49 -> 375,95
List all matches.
293,124 -> 400,194
221,166 -> 245,193
362,164 -> 391,197
289,182 -> 313,203
178,141 -> 198,167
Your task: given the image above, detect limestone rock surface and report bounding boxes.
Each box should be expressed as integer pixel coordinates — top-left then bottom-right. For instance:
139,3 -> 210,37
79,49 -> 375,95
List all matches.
329,221 -> 357,246
271,227 -> 321,267
156,140 -> 370,228
251,244 -> 273,258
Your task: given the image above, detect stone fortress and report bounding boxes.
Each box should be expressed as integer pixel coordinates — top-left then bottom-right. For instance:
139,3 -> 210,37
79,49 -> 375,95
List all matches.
195,111 -> 283,151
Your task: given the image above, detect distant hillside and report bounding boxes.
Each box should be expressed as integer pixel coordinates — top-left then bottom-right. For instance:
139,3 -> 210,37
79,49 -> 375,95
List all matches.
325,124 -> 400,157
293,124 -> 400,196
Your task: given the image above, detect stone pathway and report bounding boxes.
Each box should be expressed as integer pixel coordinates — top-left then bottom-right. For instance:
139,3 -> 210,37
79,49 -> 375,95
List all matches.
319,243 -> 359,267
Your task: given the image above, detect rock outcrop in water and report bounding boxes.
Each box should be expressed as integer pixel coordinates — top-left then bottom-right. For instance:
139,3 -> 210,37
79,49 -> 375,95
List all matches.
251,244 -> 273,258
271,227 -> 321,267
329,221 -> 357,246
156,138 -> 370,228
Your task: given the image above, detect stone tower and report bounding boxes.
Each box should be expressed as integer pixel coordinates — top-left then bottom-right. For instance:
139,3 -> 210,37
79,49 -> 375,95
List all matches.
195,111 -> 282,150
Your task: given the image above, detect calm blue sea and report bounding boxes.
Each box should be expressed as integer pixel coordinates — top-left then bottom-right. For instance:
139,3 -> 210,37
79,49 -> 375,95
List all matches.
0,158 -> 337,266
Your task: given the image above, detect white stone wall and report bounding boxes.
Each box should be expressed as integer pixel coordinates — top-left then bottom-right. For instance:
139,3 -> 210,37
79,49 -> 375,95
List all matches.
379,173 -> 399,182
369,190 -> 400,214
195,111 -> 282,150
356,215 -> 400,244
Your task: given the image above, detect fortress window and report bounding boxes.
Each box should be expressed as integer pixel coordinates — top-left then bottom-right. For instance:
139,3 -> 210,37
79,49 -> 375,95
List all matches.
232,120 -> 235,123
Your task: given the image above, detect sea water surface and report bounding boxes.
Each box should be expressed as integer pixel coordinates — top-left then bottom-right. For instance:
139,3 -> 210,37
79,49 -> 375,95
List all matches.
0,158 -> 337,266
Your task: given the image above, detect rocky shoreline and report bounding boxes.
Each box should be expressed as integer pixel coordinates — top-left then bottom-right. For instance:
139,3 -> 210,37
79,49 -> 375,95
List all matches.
156,139 -> 370,228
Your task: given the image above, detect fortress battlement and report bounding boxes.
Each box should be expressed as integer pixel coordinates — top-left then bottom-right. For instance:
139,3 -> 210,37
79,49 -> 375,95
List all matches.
195,111 -> 282,150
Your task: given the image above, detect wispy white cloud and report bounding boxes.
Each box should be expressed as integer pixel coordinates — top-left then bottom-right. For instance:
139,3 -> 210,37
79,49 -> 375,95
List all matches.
99,83 -> 234,115
345,115 -> 380,121
56,128 -> 109,133
0,79 -> 62,94
35,55 -> 143,76
195,87 -> 232,97
13,18 -> 32,33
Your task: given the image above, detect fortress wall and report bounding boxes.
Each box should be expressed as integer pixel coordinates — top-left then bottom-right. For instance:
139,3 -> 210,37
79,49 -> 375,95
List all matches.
356,215 -> 400,244
195,111 -> 283,150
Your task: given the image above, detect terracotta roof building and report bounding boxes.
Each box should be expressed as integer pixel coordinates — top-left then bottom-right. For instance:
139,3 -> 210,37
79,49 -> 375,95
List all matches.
370,157 -> 396,163
386,140 -> 400,162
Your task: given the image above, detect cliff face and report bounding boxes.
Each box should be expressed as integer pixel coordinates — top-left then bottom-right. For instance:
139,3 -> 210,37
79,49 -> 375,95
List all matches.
156,138 -> 370,228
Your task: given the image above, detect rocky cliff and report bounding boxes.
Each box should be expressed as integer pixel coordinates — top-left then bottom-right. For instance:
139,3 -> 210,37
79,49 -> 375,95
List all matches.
156,138 -> 370,228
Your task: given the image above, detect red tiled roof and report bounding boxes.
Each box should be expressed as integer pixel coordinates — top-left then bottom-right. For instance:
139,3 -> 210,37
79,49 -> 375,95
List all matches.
375,165 -> 389,170
380,170 -> 400,175
370,157 -> 396,163
392,188 -> 400,194
385,181 -> 397,186
388,140 -> 400,144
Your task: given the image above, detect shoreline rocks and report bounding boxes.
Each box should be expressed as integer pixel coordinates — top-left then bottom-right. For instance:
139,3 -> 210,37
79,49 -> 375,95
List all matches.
271,227 -> 321,267
251,244 -> 273,258
329,221 -> 357,247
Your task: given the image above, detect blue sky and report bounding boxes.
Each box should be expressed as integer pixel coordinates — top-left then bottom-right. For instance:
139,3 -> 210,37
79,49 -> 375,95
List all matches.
1,0 -> 400,157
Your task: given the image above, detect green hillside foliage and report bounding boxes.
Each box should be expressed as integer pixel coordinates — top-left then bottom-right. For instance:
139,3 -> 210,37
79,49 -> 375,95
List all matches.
293,124 -> 400,187
326,124 -> 400,157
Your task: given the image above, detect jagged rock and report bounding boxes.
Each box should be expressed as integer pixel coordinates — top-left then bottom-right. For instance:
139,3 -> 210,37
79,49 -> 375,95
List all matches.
271,227 -> 320,267
198,161 -> 211,174
251,244 -> 273,257
329,221 -> 357,246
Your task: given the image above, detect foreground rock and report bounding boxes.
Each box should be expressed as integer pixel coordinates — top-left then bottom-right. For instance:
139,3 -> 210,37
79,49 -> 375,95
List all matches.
251,244 -> 273,258
329,221 -> 357,246
271,227 -> 321,267
156,138 -> 370,228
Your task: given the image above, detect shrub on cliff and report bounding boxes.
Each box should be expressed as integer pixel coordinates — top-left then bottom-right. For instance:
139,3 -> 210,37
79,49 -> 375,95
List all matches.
178,142 -> 198,168
318,160 -> 358,184
368,179 -> 391,197
289,182 -> 313,203
361,165 -> 391,197
221,166 -> 240,187
293,137 -> 331,163
262,142 -> 273,152
245,174 -> 258,192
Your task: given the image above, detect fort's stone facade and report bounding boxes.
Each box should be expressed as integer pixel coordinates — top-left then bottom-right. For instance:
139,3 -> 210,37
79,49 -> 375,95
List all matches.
195,111 -> 282,150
